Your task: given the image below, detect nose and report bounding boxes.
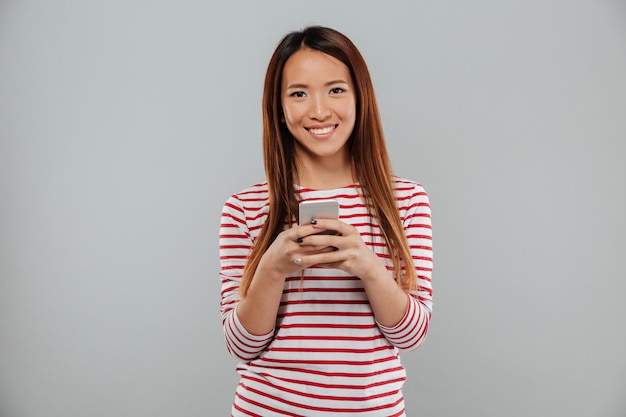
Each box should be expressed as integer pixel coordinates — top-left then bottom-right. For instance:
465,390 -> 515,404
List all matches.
308,95 -> 331,121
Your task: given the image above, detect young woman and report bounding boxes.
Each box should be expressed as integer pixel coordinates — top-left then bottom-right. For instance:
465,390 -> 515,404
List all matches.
219,26 -> 433,416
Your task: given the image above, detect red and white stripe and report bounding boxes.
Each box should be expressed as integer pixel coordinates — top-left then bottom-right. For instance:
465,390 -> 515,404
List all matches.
219,179 -> 433,416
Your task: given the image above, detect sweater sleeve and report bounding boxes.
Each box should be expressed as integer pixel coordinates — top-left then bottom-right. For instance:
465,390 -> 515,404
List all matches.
377,183 -> 433,352
219,195 -> 274,361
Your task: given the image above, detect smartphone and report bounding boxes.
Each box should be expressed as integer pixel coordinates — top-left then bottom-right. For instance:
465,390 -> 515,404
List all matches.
298,199 -> 339,234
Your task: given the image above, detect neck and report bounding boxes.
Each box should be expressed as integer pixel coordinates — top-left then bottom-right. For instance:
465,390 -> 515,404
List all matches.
296,154 -> 354,190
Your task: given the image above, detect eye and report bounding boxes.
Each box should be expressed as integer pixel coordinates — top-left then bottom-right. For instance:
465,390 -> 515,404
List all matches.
290,91 -> 306,98
329,87 -> 345,94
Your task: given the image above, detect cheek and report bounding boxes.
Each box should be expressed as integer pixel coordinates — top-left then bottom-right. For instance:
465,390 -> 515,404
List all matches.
281,109 -> 299,137
342,97 -> 357,119
343,102 -> 357,126
282,108 -> 291,124
282,105 -> 304,129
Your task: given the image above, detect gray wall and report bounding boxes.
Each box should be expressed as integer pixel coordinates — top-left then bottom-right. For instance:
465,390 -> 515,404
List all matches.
1,1 -> 625,416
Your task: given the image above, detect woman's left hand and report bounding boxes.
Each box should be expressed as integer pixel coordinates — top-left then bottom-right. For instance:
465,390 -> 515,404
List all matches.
300,218 -> 409,329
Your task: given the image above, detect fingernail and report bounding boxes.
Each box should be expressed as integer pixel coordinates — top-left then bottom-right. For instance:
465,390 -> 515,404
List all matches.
296,237 -> 303,243
311,219 -> 317,225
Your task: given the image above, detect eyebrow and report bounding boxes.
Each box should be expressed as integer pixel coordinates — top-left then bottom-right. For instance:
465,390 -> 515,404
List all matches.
285,80 -> 350,90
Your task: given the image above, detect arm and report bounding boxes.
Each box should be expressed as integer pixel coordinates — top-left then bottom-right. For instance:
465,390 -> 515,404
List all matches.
295,183 -> 433,352
219,196 -> 275,361
234,256 -> 289,336
220,194 -> 325,360
378,183 -> 433,351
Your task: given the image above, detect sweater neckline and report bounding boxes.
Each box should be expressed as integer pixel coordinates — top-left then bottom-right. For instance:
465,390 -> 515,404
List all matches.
295,183 -> 360,193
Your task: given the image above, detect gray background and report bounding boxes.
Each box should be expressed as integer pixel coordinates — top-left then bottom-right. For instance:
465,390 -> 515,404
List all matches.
1,1 -> 625,416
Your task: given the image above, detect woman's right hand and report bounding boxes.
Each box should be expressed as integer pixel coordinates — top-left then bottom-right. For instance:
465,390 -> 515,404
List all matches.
259,224 -> 336,276
236,224 -> 332,336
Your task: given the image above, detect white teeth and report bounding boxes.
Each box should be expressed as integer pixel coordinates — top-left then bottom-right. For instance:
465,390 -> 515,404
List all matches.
309,125 -> 335,135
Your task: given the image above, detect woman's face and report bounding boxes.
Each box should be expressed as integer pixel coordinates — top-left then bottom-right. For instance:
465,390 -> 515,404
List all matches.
281,48 -> 356,168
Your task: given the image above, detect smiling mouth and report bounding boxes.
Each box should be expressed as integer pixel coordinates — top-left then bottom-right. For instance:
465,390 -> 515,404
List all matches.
307,125 -> 337,135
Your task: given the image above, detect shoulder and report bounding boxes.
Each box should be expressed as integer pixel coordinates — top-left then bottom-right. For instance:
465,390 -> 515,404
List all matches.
225,181 -> 269,205
222,181 -> 270,218
391,176 -> 431,223
392,176 -> 428,200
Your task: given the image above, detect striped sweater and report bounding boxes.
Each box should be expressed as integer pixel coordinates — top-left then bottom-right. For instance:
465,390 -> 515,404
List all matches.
219,178 -> 433,416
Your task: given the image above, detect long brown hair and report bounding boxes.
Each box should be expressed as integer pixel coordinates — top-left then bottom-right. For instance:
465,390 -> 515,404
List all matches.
239,26 -> 418,296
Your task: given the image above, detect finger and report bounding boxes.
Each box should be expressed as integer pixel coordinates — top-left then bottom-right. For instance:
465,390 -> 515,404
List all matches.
294,224 -> 335,241
291,225 -> 320,245
309,218 -> 351,236
300,231 -> 345,248
309,245 -> 338,255
316,262 -> 341,269
306,249 -> 344,266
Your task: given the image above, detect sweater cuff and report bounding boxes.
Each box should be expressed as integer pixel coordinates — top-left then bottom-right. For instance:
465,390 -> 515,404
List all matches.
376,293 -> 423,350
224,307 -> 274,361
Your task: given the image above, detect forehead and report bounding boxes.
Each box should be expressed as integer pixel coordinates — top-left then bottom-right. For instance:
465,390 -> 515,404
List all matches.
282,48 -> 352,84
